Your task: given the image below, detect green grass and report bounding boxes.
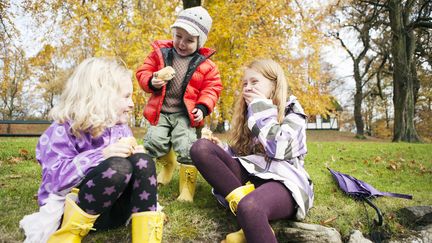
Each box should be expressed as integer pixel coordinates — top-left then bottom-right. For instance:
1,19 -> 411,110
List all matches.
0,136 -> 431,242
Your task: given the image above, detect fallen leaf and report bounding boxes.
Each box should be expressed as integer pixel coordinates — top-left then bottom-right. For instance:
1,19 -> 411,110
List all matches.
7,174 -> 22,179
321,216 -> 337,225
19,149 -> 29,156
8,157 -> 23,164
374,156 -> 382,163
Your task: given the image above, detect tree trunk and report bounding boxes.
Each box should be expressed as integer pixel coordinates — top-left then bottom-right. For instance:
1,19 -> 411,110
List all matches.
353,64 -> 365,138
388,0 -> 420,142
182,0 -> 201,9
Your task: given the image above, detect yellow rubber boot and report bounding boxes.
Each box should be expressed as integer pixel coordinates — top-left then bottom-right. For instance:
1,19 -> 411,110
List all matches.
223,229 -> 246,243
48,189 -> 99,243
157,148 -> 177,185
132,211 -> 165,243
222,228 -> 274,243
177,164 -> 197,202
225,183 -> 255,215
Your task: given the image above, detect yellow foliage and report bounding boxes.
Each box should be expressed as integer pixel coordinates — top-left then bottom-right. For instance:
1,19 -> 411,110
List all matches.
24,0 -> 336,125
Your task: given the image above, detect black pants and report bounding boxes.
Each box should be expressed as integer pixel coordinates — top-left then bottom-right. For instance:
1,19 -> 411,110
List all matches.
77,153 -> 157,230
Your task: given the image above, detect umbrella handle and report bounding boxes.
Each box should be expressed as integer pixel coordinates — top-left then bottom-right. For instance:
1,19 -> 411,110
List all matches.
364,197 -> 383,226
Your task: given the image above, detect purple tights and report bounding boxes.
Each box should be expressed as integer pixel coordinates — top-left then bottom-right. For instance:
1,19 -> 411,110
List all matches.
190,139 -> 296,243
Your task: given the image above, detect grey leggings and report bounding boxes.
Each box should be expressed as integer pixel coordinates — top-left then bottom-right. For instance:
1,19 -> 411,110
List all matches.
190,139 -> 296,243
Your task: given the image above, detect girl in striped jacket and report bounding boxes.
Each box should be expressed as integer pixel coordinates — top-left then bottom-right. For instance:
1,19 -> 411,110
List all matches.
190,59 -> 314,243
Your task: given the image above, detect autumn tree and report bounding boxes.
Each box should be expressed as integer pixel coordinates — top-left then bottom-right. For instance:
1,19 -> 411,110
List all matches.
361,0 -> 431,142
182,0 -> 201,8
205,0 -> 334,130
1,1 -> 31,121
22,0 -> 335,128
29,45 -> 68,118
0,48 -> 30,120
387,0 -> 428,142
24,0 -> 180,126
331,2 -> 385,138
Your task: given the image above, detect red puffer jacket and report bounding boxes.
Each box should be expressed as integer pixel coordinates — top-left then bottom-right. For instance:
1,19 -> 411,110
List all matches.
136,40 -> 223,127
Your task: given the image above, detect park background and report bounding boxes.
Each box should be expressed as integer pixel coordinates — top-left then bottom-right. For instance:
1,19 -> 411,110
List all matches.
1,0 -> 431,242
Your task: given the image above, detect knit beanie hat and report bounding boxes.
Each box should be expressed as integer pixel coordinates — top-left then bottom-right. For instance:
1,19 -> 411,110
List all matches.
171,6 -> 212,48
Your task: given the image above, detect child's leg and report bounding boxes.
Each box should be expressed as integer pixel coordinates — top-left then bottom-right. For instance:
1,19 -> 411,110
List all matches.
143,114 -> 172,158
87,154 -> 158,230
190,139 -> 250,196
237,181 -> 296,243
170,113 -> 198,201
128,153 -> 158,212
77,157 -> 133,215
170,113 -> 197,164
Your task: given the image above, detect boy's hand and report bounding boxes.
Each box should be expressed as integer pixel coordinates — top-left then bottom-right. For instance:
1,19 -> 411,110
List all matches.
151,77 -> 166,89
154,66 -> 175,80
192,108 -> 203,122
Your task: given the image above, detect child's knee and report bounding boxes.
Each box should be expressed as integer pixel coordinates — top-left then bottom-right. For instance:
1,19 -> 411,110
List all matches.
190,138 -> 213,157
107,157 -> 134,175
237,196 -> 261,220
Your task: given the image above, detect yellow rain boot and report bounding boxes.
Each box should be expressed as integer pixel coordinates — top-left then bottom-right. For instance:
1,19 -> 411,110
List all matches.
132,211 -> 165,243
222,228 -> 274,243
157,148 -> 177,185
223,229 -> 246,243
225,183 -> 255,215
48,189 -> 99,243
177,164 -> 197,202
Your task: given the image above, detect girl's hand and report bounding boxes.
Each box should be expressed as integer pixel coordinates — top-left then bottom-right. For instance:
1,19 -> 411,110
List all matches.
102,142 -> 133,159
132,145 -> 145,154
243,87 -> 266,105
151,77 -> 166,89
192,108 -> 204,122
207,136 -> 224,148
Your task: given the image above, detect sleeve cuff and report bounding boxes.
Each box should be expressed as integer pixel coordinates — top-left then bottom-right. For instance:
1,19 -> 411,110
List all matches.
148,77 -> 162,92
196,104 -> 209,117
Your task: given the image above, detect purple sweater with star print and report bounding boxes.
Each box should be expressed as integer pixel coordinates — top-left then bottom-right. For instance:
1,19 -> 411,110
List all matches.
35,121 -> 133,206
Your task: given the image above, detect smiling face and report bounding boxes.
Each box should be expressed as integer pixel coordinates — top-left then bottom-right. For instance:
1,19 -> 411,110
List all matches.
116,78 -> 134,124
242,68 -> 275,99
172,27 -> 199,57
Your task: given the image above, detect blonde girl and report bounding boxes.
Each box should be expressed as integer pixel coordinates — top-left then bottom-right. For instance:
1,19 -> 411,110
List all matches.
190,59 -> 314,243
20,57 -> 164,243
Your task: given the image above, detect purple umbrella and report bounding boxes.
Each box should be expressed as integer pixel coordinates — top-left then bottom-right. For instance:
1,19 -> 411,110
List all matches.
328,168 -> 412,226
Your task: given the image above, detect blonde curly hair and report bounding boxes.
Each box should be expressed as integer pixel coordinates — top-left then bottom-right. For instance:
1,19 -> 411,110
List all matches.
49,57 -> 131,137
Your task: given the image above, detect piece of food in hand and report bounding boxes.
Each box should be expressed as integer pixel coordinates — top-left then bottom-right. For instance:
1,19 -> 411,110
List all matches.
118,137 -> 138,147
201,127 -> 213,139
154,66 -> 176,81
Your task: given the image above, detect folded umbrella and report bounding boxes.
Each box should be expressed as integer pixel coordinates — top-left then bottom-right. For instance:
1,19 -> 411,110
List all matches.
328,168 -> 412,226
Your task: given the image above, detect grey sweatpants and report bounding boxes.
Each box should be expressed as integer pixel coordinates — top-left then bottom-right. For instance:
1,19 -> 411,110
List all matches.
144,112 -> 197,164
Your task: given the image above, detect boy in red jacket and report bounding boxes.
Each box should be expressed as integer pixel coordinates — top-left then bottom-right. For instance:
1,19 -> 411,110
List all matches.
136,6 -> 222,202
